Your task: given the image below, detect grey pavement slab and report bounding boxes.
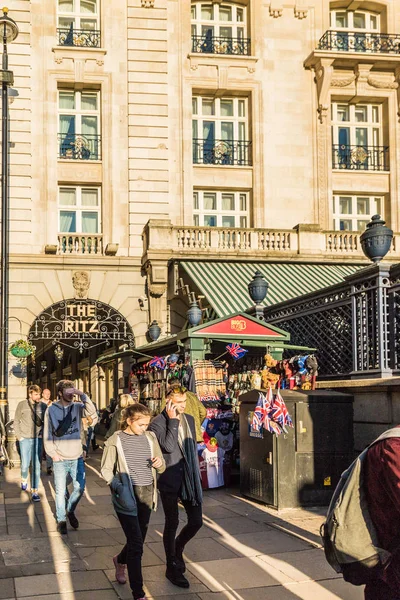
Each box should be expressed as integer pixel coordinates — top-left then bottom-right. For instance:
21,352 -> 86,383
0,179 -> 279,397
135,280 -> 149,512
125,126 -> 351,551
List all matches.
186,556 -> 294,592
19,592 -> 119,600
0,537 -> 76,566
258,548 -> 342,582
77,542 -> 162,570
216,529 -> 314,557
14,570 -> 112,597
105,564 -> 209,598
65,529 -> 120,547
203,516 -> 271,537
148,536 -> 241,563
0,578 -> 14,599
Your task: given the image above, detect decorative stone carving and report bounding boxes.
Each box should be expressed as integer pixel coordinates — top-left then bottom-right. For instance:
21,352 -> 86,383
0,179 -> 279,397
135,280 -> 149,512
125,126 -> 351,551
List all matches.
247,66 -> 256,73
72,271 -> 90,299
148,282 -> 167,297
269,7 -> 283,18
54,57 -> 63,64
294,8 -> 308,19
331,76 -> 356,88
367,76 -> 398,89
313,59 -> 333,123
395,67 -> 400,122
141,0 -> 155,6
96,59 -> 104,66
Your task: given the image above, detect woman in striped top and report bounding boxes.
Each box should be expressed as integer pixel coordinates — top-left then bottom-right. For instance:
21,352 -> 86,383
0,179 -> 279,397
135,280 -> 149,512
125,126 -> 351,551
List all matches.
101,403 -> 165,600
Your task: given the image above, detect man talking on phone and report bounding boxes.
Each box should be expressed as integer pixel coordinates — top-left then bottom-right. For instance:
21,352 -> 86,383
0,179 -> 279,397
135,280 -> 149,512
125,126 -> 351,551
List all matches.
149,385 -> 203,589
44,379 -> 98,534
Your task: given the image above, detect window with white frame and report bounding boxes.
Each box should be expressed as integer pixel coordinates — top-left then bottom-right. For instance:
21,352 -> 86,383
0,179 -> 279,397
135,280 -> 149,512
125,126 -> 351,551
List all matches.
58,89 -> 100,160
191,2 -> 247,38
333,195 -> 383,232
192,96 -> 250,165
58,0 -> 99,30
59,186 -> 101,234
330,9 -> 380,32
332,102 -> 382,148
193,190 -> 249,228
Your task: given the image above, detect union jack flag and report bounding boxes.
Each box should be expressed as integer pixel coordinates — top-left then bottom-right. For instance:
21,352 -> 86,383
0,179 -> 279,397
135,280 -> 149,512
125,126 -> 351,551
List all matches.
251,392 -> 269,433
226,343 -> 248,360
275,388 -> 293,429
265,387 -> 282,435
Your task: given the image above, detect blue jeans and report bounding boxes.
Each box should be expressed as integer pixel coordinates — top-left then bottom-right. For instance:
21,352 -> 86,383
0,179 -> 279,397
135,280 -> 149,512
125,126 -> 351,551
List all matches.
53,458 -> 86,523
20,438 -> 42,490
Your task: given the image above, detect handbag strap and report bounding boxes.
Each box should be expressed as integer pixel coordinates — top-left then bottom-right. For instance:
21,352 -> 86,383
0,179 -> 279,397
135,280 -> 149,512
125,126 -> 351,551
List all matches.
27,399 -> 43,428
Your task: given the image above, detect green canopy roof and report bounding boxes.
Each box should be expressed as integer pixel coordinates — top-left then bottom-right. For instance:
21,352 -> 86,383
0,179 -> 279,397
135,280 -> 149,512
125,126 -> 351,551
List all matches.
181,261 -> 362,316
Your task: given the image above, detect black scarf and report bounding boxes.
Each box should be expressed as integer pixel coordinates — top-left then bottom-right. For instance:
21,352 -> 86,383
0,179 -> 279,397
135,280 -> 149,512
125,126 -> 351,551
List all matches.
177,414 -> 203,506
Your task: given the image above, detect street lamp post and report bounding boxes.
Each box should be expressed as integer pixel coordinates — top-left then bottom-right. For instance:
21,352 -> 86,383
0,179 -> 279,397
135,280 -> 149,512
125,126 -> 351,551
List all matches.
0,8 -> 18,436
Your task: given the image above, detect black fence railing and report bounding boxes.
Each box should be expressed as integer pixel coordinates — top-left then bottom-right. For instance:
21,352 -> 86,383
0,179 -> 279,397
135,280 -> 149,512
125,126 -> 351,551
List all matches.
58,133 -> 101,161
193,139 -> 252,166
57,28 -> 101,48
263,263 -> 400,379
318,30 -> 400,54
192,35 -> 251,55
332,145 -> 389,171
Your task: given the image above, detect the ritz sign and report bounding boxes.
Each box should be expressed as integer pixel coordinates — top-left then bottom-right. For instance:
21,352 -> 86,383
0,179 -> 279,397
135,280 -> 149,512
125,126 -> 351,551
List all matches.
63,302 -> 101,333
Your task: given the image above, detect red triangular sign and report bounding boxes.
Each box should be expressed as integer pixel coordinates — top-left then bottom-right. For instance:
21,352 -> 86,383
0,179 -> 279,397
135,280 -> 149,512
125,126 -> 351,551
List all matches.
195,315 -> 284,338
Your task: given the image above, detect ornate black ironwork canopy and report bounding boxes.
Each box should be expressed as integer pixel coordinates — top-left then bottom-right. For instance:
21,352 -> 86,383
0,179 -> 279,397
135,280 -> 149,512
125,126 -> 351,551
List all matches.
28,299 -> 135,353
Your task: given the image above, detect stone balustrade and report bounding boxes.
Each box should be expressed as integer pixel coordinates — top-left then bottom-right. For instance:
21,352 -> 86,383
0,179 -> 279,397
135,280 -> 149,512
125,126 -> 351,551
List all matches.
142,219 -> 400,262
58,234 -> 104,255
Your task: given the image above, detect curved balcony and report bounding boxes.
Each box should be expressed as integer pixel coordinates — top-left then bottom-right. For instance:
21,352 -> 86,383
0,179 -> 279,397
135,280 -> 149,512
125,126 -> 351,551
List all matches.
332,144 -> 389,171
57,27 -> 101,48
318,30 -> 400,54
192,35 -> 251,56
193,139 -> 252,166
58,133 -> 101,161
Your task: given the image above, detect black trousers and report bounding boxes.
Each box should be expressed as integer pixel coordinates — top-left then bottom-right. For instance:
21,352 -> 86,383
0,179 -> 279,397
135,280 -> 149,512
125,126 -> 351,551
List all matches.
117,484 -> 153,600
160,489 -> 203,566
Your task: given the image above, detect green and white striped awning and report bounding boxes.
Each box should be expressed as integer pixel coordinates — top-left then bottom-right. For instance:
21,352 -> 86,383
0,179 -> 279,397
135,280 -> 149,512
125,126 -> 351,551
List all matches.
181,261 -> 362,317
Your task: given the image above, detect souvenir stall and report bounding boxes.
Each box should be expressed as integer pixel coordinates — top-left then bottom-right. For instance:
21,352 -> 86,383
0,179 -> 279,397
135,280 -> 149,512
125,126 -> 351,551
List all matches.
132,312 -> 317,490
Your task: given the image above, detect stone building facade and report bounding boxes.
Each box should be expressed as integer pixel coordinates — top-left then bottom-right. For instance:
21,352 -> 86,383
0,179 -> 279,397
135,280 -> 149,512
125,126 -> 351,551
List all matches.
4,0 -> 400,412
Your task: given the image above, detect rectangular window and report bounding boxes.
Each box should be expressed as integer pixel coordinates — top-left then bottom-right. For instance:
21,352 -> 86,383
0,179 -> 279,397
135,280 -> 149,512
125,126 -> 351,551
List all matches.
58,89 -> 100,160
333,195 -> 383,232
192,95 -> 250,165
58,0 -> 99,30
193,190 -> 250,228
192,2 -> 248,39
58,186 -> 101,233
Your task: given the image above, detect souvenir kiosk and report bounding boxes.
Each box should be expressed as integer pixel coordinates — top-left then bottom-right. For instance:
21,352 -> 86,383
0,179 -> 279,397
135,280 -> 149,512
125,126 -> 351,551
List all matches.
131,312 -> 317,491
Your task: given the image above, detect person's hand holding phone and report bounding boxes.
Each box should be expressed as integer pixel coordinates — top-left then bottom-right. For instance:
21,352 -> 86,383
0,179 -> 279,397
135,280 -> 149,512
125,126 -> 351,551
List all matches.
166,400 -> 178,420
151,457 -> 163,468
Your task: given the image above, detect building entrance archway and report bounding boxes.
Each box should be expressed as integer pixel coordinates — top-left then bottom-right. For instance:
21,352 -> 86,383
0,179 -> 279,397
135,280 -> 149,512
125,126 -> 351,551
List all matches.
27,298 -> 135,407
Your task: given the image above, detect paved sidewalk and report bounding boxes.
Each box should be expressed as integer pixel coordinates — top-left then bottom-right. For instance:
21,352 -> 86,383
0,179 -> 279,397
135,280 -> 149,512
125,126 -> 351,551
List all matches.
0,451 -> 364,600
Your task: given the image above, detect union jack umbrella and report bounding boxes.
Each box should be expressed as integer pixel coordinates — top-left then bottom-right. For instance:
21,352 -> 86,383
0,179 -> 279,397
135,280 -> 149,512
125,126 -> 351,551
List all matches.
226,343 -> 248,360
148,356 -> 166,370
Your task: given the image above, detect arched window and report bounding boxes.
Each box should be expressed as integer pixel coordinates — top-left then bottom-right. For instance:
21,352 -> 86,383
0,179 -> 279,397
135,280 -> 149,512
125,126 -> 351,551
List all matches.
191,2 -> 250,55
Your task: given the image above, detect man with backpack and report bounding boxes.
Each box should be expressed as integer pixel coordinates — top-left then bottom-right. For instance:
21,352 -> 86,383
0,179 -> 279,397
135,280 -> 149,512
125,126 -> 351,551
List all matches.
14,385 -> 47,502
44,380 -> 98,534
363,430 -> 400,599
321,426 -> 400,599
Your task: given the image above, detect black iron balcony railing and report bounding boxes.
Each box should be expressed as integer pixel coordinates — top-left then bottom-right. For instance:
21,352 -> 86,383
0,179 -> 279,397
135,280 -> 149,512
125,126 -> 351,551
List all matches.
332,144 -> 389,171
318,30 -> 400,54
57,27 -> 101,48
193,139 -> 252,166
192,35 -> 251,55
58,133 -> 101,161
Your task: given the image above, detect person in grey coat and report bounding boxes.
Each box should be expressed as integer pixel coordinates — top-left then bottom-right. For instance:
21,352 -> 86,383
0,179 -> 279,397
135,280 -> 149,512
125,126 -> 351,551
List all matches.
14,384 -> 47,502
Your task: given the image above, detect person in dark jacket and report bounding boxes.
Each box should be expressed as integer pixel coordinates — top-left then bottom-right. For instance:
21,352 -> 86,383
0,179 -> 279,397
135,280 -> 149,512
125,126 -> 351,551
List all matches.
148,385 -> 203,589
364,431 -> 400,600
